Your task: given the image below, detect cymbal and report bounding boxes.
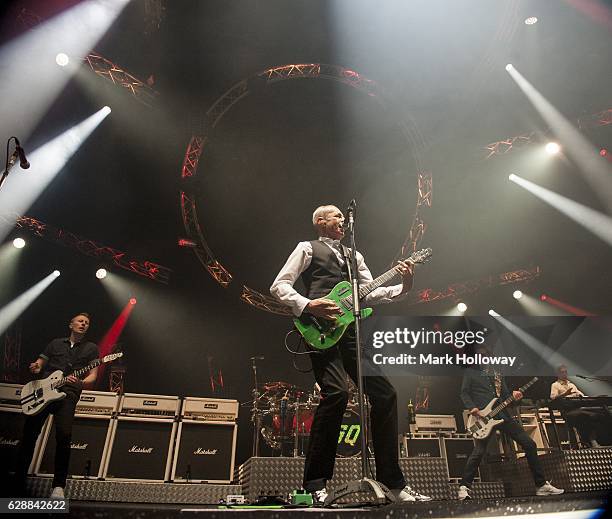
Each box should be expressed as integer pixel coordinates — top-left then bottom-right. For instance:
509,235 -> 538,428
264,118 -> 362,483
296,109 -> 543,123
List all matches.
262,381 -> 294,391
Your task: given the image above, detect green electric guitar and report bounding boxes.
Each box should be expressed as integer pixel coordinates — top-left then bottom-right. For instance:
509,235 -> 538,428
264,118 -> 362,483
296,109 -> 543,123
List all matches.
294,247 -> 432,350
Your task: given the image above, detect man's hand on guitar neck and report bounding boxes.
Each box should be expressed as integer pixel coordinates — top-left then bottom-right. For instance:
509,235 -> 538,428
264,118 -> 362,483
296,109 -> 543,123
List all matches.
397,260 -> 414,293
469,407 -> 484,417
306,298 -> 342,320
513,390 -> 523,400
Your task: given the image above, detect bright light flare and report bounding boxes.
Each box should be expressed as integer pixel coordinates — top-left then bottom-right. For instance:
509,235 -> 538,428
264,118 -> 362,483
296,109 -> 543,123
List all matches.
509,173 -> 612,247
0,107 -> 112,242
12,238 -> 26,249
129,297 -> 137,305
55,53 -> 69,67
0,271 -> 60,335
505,64 -> 514,72
457,302 -> 467,313
96,268 -> 107,279
524,17 -> 538,25
545,142 -> 561,155
506,64 -> 612,213
488,309 -> 500,317
513,290 -> 523,300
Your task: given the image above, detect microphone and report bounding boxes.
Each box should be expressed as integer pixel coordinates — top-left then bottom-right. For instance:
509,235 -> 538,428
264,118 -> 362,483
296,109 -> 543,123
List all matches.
250,356 -> 264,361
14,138 -> 30,169
575,374 -> 591,380
346,199 -> 356,215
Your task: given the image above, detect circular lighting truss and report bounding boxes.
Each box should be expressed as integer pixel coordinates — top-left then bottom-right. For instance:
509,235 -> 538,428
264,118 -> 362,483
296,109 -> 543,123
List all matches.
179,63 -> 431,315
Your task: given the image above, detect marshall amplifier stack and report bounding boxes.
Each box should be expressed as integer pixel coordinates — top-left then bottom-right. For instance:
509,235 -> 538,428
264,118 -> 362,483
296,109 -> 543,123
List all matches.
35,390 -> 119,479
103,393 -> 180,482
171,397 -> 238,483
0,383 -> 43,475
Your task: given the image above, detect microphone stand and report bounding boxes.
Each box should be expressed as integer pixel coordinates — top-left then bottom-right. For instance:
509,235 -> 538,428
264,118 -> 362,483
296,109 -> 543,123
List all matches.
251,357 -> 262,457
1,137 -> 19,192
324,202 -> 396,506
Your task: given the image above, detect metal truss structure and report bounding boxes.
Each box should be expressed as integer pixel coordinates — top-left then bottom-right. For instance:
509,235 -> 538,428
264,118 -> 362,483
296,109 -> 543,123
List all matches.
109,365 -> 126,393
484,106 -> 612,159
395,171 -> 432,262
6,215 -> 171,284
406,266 -> 541,305
83,53 -> 159,108
180,64 -> 430,314
1,322 -> 21,383
17,8 -> 158,108
484,132 -> 537,159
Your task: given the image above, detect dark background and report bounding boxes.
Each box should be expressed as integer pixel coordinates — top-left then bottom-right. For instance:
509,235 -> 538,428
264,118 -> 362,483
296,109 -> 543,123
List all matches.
1,0 -> 611,465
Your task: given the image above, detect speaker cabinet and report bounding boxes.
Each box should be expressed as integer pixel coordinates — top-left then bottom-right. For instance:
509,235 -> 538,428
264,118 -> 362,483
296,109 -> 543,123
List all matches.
403,436 -> 442,458
171,420 -> 237,483
35,414 -> 113,479
443,437 -> 477,480
103,417 -> 176,481
0,406 -> 50,475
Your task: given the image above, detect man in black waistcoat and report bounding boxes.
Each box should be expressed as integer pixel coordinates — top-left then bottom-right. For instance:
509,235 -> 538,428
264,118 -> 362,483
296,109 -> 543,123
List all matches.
271,204 -> 430,504
457,346 -> 564,500
13,313 -> 98,500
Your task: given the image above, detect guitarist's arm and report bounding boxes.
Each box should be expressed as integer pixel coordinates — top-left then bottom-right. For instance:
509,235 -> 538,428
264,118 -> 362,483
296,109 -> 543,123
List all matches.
270,242 -> 314,317
29,357 -> 45,374
357,254 -> 414,304
79,366 -> 98,390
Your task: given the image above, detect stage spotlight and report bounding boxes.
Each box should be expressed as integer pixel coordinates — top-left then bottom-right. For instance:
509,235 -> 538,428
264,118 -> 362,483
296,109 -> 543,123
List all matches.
513,290 -> 523,300
488,309 -> 500,317
12,238 -> 25,249
540,294 -> 548,301
102,105 -> 111,115
129,297 -> 137,305
96,268 -> 107,279
524,17 -> 538,25
545,142 -> 561,155
53,270 -> 60,277
505,64 -> 513,72
457,302 -> 467,313
55,53 -> 69,67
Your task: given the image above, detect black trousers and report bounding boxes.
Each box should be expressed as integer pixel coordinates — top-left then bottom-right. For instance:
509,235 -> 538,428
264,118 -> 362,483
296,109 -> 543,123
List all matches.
460,417 -> 546,488
15,391 -> 79,492
303,330 -> 406,492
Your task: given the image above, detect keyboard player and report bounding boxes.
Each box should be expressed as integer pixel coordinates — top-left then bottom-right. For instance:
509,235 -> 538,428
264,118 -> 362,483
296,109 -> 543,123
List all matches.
550,365 -> 608,448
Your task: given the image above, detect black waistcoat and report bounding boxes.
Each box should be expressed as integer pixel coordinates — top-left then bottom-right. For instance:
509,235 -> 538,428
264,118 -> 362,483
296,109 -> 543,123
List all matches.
301,240 -> 349,299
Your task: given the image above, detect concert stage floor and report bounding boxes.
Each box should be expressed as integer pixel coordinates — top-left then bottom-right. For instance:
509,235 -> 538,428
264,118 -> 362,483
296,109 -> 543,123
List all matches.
62,492 -> 609,519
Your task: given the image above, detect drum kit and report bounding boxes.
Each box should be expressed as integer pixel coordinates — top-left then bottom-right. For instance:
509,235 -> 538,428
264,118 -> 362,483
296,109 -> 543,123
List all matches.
252,380 -> 366,457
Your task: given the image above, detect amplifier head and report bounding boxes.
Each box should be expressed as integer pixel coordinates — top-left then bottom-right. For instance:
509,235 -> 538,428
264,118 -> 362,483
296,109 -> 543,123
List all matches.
0,383 -> 23,407
119,393 -> 180,418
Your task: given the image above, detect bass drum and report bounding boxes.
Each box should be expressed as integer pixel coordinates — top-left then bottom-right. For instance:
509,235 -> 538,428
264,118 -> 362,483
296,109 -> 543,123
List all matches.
336,408 -> 363,458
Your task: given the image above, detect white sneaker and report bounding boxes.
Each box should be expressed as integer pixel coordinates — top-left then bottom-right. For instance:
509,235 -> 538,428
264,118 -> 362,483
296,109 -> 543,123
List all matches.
536,481 -> 564,496
312,488 -> 328,506
49,487 -> 65,499
458,485 -> 471,500
392,485 -> 432,502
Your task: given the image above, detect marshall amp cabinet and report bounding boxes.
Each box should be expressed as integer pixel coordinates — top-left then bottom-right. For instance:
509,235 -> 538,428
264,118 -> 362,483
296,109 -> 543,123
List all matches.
402,433 -> 443,459
103,416 -> 177,481
0,382 -> 23,408
0,383 -> 48,474
171,419 -> 237,483
34,391 -> 118,479
414,414 -> 457,433
76,390 -> 120,415
443,435 -> 478,480
104,394 -> 180,481
181,397 -> 239,422
119,393 -> 181,418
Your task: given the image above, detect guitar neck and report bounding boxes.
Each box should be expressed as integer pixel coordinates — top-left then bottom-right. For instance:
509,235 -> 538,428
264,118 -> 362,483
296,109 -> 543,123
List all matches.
54,358 -> 102,389
358,265 -> 402,299
489,377 -> 538,417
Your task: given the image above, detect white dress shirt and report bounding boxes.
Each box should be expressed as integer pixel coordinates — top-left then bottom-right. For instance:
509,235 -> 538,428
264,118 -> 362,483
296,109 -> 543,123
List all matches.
270,236 -> 405,316
550,379 -> 586,399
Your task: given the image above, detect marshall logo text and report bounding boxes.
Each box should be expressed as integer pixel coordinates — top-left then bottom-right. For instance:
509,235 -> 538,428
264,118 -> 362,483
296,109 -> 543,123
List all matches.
194,448 -> 218,455
129,445 -> 154,454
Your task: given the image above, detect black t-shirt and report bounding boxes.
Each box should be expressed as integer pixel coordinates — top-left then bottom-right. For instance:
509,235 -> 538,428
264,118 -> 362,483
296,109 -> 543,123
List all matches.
39,338 -> 99,393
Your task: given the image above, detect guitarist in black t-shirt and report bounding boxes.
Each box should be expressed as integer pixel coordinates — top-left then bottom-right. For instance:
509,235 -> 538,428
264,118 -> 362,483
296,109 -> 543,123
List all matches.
13,313 -> 98,499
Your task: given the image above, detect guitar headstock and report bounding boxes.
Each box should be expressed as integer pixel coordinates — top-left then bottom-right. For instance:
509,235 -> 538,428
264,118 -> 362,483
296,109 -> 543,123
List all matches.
103,352 -> 124,363
406,247 -> 433,265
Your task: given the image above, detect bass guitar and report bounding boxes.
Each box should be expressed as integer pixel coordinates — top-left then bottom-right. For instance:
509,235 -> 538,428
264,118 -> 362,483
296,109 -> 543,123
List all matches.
466,376 -> 538,439
21,352 -> 123,416
294,248 -> 432,350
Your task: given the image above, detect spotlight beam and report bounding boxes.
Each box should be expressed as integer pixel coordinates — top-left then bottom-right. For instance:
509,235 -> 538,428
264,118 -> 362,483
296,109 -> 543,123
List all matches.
506,65 -> 612,213
0,271 -> 60,335
0,107 -> 112,242
510,174 -> 612,247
